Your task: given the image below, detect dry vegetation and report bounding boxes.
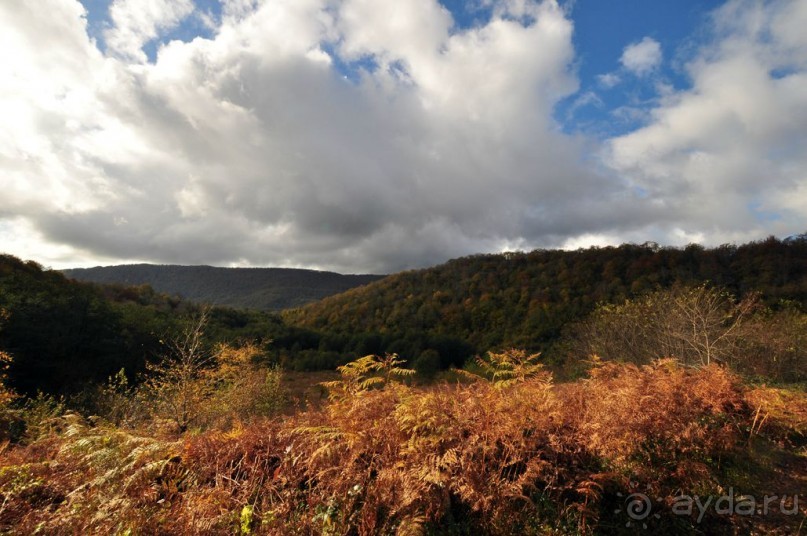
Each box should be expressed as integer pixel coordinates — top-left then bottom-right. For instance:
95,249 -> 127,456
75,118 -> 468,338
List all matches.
1,349 -> 805,535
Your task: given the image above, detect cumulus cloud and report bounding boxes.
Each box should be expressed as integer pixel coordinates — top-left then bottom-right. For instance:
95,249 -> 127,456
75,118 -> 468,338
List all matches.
1,0 -> 806,272
606,0 -> 807,243
2,0 -> 649,272
105,0 -> 195,62
620,36 -> 662,76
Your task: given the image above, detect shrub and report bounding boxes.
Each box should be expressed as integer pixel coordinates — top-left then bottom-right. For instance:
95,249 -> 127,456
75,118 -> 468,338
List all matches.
138,311 -> 285,433
412,349 -> 441,379
563,360 -> 746,486
199,342 -> 285,429
460,348 -> 550,388
0,309 -> 18,440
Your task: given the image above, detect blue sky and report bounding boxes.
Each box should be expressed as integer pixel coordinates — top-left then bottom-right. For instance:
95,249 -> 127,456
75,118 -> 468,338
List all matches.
560,0 -> 723,136
80,0 -> 221,58
2,0 -> 807,271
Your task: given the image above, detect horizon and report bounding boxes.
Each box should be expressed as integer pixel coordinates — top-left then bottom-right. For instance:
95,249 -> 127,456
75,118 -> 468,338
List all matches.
26,230 -> 805,274
2,0 -> 806,273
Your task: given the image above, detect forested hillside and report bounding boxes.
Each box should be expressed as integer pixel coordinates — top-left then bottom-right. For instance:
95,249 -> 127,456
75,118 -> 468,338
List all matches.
8,237 -> 807,391
285,237 -> 807,353
0,255 -> 308,395
63,264 -> 383,311
0,256 -> 148,395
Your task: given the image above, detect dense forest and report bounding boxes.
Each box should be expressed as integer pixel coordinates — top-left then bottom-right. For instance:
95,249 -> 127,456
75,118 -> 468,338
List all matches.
63,264 -> 383,311
284,237 -> 807,373
0,255 -> 301,395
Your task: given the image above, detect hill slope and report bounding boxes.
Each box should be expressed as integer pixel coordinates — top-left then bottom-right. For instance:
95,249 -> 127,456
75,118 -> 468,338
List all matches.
284,237 -> 807,352
1,254 -> 307,394
63,264 -> 384,311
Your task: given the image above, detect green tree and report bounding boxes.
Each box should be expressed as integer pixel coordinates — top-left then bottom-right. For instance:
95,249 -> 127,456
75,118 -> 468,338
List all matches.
412,349 -> 441,379
0,308 -> 18,425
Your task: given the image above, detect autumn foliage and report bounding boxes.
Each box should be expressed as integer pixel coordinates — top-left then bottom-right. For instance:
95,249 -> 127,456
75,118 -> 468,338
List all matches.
3,351 -> 803,535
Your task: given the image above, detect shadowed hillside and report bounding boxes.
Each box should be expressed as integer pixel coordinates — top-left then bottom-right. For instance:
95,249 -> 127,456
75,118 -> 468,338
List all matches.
0,254 -> 328,394
63,264 -> 384,311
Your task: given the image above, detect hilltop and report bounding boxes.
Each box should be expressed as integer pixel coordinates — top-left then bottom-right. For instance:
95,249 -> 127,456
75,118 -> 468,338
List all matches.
63,264 -> 384,311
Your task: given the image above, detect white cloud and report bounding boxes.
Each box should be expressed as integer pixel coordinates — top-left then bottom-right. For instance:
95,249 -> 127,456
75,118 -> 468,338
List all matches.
597,72 -> 621,88
565,90 -> 603,120
560,232 -> 620,250
606,0 -> 807,244
620,36 -> 662,76
105,0 -> 194,62
0,218 -> 137,269
2,0 -> 642,272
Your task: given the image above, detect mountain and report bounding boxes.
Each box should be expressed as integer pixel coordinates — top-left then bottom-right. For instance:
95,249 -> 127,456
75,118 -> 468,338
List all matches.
0,255 -> 156,394
62,264 -> 385,311
284,237 -> 807,353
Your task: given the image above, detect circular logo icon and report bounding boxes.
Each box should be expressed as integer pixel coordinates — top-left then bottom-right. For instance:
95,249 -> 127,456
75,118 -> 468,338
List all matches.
615,485 -> 662,529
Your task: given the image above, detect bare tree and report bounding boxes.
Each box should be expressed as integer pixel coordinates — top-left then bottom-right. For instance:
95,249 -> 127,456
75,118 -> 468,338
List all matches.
139,309 -> 286,432
142,308 -> 213,433
568,284 -> 759,368
669,285 -> 757,366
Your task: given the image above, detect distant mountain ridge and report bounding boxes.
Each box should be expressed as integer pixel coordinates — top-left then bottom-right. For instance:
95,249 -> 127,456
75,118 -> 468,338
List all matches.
63,264 -> 385,311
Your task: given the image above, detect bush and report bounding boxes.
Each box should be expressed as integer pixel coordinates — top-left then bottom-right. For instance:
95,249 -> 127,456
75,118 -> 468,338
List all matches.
199,343 -> 285,429
412,349 -> 441,379
0,349 -> 17,441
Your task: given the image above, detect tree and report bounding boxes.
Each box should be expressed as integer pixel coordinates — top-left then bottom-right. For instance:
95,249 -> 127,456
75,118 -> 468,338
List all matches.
568,285 -> 759,368
141,309 -> 213,432
140,308 -> 286,432
667,284 -> 757,366
203,341 -> 284,427
0,308 -> 19,441
736,303 -> 807,382
412,349 -> 440,379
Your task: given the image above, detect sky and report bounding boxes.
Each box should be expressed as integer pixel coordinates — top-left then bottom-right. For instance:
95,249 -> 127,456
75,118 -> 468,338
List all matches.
1,0 -> 806,273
